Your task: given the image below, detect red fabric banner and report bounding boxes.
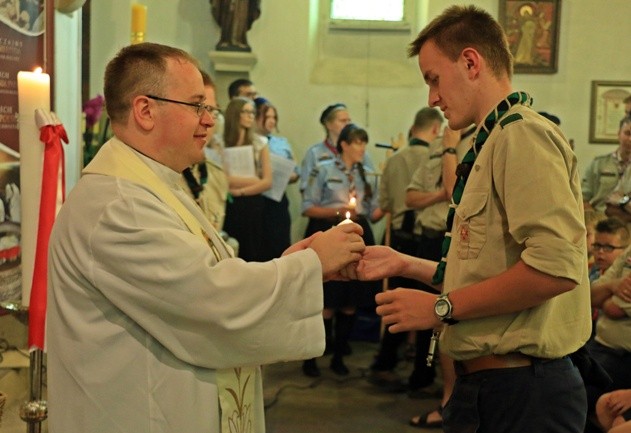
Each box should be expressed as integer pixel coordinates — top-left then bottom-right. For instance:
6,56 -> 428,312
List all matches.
28,123 -> 67,350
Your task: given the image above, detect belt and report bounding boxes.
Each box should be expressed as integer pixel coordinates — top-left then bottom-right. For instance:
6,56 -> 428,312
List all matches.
454,353 -> 534,375
392,229 -> 422,242
421,228 -> 446,239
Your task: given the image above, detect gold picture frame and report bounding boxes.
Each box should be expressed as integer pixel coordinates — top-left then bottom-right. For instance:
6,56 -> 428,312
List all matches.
589,81 -> 631,144
499,0 -> 561,74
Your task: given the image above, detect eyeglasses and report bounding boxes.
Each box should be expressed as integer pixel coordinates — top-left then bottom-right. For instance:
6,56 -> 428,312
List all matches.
592,243 -> 627,253
240,109 -> 256,116
145,95 -> 221,119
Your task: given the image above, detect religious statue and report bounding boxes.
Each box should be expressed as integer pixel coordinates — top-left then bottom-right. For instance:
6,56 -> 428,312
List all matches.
210,0 -> 261,52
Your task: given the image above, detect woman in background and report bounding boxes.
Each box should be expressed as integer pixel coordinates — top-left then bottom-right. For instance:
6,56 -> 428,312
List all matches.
220,97 -> 272,261
255,97 -> 299,260
301,123 -> 383,377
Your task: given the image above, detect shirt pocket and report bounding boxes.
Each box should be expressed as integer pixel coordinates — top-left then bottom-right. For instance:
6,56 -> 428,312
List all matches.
454,190 -> 488,260
598,171 -> 618,191
325,176 -> 346,191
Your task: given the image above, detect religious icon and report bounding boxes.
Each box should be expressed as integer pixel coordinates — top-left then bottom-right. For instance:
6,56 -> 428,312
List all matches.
210,0 -> 261,52
499,0 -> 561,74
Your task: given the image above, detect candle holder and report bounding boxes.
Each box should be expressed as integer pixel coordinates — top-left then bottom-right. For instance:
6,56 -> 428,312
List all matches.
130,32 -> 145,45
19,350 -> 48,433
0,302 -> 28,327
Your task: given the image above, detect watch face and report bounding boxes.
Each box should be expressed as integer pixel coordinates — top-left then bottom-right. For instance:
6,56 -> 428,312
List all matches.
435,300 -> 450,316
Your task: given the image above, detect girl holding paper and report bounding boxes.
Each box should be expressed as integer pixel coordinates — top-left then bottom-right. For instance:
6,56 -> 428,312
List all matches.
219,97 -> 272,261
254,97 -> 299,260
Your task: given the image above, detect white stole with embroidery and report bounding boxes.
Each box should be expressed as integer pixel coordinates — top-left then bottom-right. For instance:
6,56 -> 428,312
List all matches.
84,138 -> 257,433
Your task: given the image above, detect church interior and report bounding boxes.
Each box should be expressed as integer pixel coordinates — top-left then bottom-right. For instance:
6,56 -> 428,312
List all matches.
1,0 -> 630,431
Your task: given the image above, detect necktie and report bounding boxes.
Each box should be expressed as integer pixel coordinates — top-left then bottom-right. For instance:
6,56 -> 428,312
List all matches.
432,91 -> 532,284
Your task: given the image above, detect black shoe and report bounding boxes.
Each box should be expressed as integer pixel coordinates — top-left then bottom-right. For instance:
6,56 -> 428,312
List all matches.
367,370 -> 407,393
302,359 -> 320,377
330,357 -> 349,376
343,342 -> 352,356
324,338 -> 333,356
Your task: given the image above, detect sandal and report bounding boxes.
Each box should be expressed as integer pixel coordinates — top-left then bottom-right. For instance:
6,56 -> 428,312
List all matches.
409,406 -> 443,429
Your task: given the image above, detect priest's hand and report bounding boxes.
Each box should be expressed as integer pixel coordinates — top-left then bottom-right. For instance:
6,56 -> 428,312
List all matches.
308,223 -> 365,281
282,233 -> 318,256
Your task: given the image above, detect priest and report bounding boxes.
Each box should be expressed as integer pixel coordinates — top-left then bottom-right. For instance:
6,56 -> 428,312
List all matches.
47,42 -> 365,433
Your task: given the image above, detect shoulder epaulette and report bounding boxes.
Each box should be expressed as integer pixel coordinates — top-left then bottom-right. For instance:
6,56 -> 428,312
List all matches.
317,154 -> 333,162
499,113 -> 523,128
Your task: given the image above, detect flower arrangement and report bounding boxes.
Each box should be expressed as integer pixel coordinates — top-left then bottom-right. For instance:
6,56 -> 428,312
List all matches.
82,95 -> 106,166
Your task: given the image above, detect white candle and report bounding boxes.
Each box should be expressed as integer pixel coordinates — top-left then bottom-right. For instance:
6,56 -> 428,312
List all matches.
17,67 -> 50,307
338,211 -> 353,225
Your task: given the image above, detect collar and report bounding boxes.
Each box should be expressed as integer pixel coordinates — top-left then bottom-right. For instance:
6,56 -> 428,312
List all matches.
409,137 -> 429,147
614,149 -> 631,165
323,137 -> 338,155
129,145 -> 183,188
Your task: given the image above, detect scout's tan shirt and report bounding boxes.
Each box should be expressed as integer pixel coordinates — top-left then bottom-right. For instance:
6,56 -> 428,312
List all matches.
582,152 -> 624,212
442,105 -> 592,361
378,142 -> 429,232
407,137 -> 470,233
178,160 -> 229,230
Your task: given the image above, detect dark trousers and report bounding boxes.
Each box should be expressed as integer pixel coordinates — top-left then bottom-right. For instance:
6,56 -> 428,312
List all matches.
444,357 -> 586,433
371,230 -> 439,388
585,340 -> 631,414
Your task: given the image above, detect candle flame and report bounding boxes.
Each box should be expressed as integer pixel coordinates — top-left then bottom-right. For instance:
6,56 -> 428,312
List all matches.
34,67 -> 42,74
345,211 -> 351,219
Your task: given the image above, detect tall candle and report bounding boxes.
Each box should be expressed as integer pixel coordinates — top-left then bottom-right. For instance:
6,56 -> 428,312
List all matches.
131,3 -> 147,44
17,68 -> 50,307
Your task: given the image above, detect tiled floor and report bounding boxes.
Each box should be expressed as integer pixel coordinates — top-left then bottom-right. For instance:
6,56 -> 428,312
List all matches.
263,341 -> 444,433
0,313 -> 444,433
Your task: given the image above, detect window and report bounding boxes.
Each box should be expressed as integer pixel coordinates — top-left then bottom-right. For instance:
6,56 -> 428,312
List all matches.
330,0 -> 404,22
328,0 -> 409,31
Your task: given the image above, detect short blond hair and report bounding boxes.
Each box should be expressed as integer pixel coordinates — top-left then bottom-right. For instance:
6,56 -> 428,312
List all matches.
408,5 -> 513,79
104,42 -> 199,124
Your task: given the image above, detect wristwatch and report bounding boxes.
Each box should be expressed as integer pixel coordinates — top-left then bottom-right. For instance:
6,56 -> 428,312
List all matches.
442,147 -> 457,156
434,294 -> 459,325
619,195 -> 630,209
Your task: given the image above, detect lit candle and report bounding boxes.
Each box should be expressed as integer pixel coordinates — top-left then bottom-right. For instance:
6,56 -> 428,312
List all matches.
17,67 -> 50,307
131,3 -> 147,44
348,196 -> 357,209
338,211 -> 353,225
